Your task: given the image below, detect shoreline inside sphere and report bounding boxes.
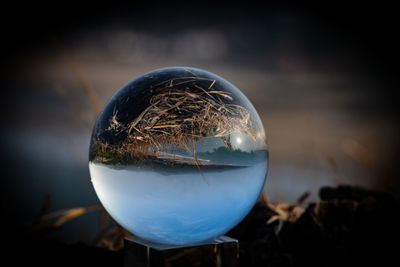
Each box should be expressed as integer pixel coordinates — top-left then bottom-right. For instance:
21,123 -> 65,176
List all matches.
89,66 -> 268,245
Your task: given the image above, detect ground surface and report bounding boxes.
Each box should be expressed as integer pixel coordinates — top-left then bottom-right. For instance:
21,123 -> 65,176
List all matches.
1,185 -> 399,267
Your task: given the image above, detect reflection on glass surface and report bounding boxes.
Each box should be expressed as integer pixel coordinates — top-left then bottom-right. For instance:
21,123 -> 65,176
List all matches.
89,66 -> 268,245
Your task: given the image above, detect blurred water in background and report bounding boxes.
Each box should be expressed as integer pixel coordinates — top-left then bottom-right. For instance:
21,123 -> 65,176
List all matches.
1,7 -> 398,243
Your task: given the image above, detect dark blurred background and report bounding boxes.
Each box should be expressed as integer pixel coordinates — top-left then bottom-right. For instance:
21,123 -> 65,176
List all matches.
1,3 -> 399,244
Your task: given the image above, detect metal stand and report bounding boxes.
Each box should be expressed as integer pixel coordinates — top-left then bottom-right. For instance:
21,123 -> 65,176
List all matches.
124,236 -> 239,267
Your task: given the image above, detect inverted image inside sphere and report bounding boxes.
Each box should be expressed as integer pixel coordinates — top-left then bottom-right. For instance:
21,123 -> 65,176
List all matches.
89,66 -> 268,245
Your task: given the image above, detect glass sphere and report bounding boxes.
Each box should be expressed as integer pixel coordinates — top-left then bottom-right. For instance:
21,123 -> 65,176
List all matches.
89,66 -> 268,245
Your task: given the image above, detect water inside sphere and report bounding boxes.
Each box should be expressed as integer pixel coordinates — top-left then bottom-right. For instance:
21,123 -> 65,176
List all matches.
89,67 -> 268,245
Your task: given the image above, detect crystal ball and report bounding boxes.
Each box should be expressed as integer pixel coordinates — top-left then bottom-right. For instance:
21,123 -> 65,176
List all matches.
89,67 -> 268,245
